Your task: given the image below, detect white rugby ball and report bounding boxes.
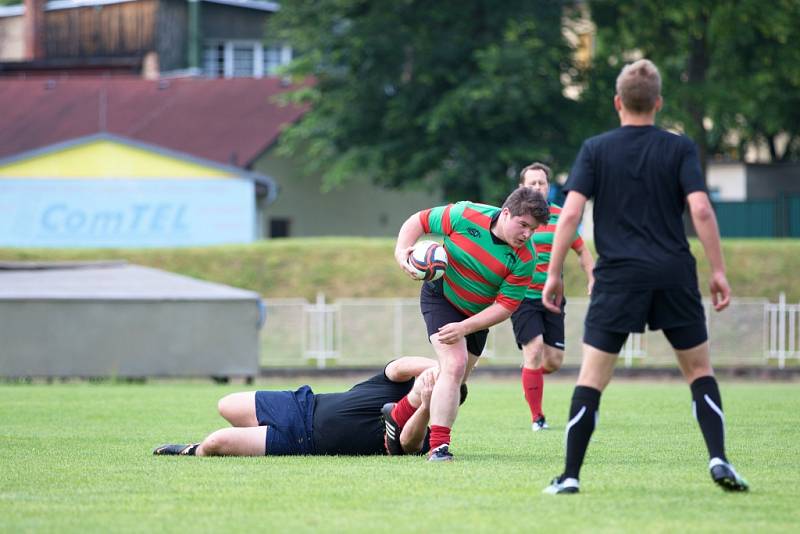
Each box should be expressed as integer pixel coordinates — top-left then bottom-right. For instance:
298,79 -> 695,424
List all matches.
407,240 -> 448,281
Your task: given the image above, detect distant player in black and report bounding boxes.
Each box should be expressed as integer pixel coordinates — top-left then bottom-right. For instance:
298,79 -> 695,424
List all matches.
153,357 -> 451,457
541,59 -> 748,494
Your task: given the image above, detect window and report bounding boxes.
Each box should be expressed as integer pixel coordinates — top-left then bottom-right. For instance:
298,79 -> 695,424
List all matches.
203,41 -> 292,78
270,218 -> 291,238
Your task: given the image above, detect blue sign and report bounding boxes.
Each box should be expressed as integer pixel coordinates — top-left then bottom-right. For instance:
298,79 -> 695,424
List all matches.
0,179 -> 255,247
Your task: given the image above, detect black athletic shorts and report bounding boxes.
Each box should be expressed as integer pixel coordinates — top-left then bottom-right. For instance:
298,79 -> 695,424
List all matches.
420,278 -> 489,356
583,286 -> 708,352
511,297 -> 566,350
254,386 -> 316,455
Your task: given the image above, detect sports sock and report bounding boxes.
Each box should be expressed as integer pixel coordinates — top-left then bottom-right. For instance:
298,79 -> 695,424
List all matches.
690,375 -> 727,462
429,425 -> 451,451
563,385 -> 601,480
390,396 -> 418,428
521,367 -> 544,420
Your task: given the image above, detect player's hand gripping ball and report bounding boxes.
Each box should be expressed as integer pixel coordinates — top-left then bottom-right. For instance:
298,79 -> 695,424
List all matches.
407,240 -> 448,281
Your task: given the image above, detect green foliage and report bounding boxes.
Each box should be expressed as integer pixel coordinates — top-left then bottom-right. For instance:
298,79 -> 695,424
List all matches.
1,381 -> 797,531
588,0 -> 800,165
270,1 -> 581,204
1,238 -> 798,301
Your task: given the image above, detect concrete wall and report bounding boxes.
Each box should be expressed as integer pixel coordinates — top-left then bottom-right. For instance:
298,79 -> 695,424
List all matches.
0,264 -> 262,378
253,149 -> 445,238
746,163 -> 800,200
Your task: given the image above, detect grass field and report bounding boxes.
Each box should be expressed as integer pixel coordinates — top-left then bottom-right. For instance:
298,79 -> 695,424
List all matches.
1,378 -> 798,533
2,238 -> 799,301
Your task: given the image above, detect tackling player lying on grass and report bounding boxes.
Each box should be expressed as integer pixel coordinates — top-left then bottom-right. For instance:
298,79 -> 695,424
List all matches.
153,357 -> 466,457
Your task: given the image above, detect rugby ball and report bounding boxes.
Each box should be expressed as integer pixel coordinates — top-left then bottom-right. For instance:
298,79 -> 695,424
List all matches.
407,240 -> 448,281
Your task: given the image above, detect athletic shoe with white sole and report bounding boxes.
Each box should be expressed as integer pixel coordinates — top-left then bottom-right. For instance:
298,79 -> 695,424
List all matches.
427,444 -> 454,462
709,457 -> 749,492
532,415 -> 549,432
153,443 -> 199,456
542,476 -> 580,495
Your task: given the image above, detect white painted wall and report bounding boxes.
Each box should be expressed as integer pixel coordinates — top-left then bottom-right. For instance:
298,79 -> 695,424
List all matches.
706,162 -> 747,201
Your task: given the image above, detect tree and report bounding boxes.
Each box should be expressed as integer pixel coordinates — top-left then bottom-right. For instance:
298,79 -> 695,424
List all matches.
587,0 -> 800,177
271,1 -> 583,203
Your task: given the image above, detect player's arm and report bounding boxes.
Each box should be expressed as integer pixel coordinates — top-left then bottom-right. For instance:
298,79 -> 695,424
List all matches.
435,302 -> 512,345
384,356 -> 438,382
687,191 -> 731,311
395,212 -> 426,279
399,368 -> 436,453
543,191 -> 587,312
572,241 -> 595,294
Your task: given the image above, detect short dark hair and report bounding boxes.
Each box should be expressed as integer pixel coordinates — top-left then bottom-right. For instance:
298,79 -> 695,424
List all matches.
616,59 -> 661,113
518,162 -> 551,184
501,187 -> 549,226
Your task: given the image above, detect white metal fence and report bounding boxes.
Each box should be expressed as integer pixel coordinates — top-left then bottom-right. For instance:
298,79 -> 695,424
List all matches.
259,294 -> 798,369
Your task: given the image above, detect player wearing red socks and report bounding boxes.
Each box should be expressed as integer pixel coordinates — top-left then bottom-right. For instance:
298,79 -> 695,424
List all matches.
512,163 -> 595,431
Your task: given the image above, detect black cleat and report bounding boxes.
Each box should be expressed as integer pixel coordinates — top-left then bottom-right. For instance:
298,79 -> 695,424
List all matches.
709,458 -> 749,492
427,444 -> 454,462
153,443 -> 199,456
381,402 -> 404,455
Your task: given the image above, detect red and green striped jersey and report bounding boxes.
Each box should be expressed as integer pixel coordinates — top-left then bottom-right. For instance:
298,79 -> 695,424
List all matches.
419,201 -> 536,316
526,202 -> 584,299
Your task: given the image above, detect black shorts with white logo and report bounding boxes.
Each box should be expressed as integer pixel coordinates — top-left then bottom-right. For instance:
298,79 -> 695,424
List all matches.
511,297 -> 566,350
420,279 -> 489,356
583,286 -> 708,353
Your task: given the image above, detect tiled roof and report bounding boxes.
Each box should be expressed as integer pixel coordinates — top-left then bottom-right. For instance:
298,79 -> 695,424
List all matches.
0,76 -> 309,167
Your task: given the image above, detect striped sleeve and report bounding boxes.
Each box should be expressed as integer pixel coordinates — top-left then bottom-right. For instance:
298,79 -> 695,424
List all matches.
419,203 -> 461,236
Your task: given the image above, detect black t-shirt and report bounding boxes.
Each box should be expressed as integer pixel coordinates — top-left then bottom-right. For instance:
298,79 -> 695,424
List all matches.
565,125 -> 707,290
311,370 -> 416,455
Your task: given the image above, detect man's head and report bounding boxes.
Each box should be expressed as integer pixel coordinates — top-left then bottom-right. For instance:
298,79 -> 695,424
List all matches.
497,187 -> 549,248
519,162 -> 552,199
615,58 -> 662,115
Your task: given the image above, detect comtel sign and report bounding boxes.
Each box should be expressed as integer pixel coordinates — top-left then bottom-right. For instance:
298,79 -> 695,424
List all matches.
0,134 -> 277,248
0,179 -> 254,247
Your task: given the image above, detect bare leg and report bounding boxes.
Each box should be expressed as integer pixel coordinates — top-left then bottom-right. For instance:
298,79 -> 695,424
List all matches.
217,392 -> 259,427
428,335 -> 468,429
196,426 -> 267,456
674,341 -> 714,383
576,343 -> 618,391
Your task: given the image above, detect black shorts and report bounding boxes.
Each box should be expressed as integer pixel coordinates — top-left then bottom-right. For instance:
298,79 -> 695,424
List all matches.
255,386 -> 316,455
511,297 -> 566,350
583,286 -> 708,352
420,279 -> 489,356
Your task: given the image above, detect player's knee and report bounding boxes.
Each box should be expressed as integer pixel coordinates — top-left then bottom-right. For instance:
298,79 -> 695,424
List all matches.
543,349 -> 564,372
522,338 -> 544,367
200,430 -> 228,456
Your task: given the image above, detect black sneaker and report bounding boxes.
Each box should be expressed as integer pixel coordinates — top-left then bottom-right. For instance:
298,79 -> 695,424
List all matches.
542,476 -> 580,495
427,444 -> 454,462
709,458 -> 749,492
153,443 -> 199,456
381,402 -> 404,455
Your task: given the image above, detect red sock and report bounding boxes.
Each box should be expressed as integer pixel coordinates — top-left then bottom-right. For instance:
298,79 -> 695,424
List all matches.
429,425 -> 451,450
390,396 -> 417,427
522,367 -> 544,420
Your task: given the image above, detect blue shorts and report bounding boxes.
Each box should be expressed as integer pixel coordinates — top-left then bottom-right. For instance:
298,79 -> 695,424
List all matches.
255,386 -> 316,455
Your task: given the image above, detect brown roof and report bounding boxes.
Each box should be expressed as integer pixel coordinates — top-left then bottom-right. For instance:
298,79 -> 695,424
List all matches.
0,77 -> 309,167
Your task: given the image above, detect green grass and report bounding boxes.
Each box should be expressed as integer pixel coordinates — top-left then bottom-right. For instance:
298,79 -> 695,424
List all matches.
1,238 -> 799,300
1,379 -> 798,532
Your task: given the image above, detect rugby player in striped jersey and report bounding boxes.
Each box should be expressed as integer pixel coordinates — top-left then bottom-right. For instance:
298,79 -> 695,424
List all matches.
394,187 -> 549,461
513,162 -> 595,432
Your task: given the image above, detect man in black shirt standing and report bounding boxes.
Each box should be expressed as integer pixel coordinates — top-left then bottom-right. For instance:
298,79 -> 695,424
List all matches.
541,59 -> 748,495
153,357 -> 442,457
